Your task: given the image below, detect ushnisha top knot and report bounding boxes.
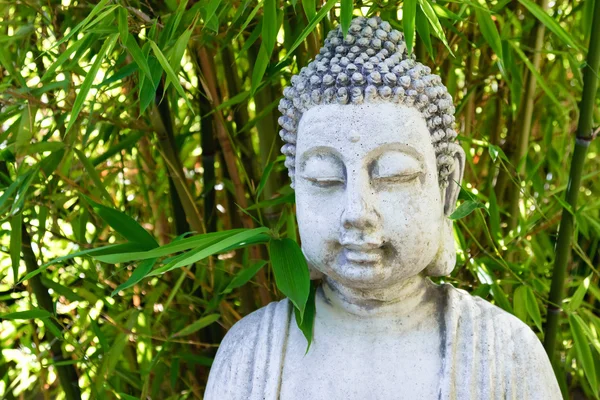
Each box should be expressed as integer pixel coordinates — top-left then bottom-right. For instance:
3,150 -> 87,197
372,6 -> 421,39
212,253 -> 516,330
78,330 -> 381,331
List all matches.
278,16 -> 458,188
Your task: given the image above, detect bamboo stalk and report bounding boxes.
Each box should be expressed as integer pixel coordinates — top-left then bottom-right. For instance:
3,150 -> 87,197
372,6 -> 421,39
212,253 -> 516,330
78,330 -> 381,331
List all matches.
543,0 -> 600,359
22,224 -> 82,400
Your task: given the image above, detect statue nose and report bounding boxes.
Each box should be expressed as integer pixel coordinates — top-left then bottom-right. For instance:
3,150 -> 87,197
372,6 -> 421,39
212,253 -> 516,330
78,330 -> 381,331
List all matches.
341,194 -> 378,230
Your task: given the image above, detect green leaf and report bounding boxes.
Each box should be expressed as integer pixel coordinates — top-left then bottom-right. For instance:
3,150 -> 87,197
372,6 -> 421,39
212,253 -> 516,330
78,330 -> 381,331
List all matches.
9,213 -> 22,282
256,161 -> 276,198
19,243 -> 143,283
169,16 -> 198,77
251,43 -> 270,95
285,0 -> 337,59
221,260 -> 267,294
340,0 -> 353,37
148,40 -> 194,112
73,148 -> 113,205
42,318 -> 63,339
568,275 -> 591,312
262,0 -> 278,56
125,34 -> 155,86
173,314 -> 220,337
53,0 -> 112,48
449,200 -> 485,220
302,0 -> 316,21
517,0 -> 581,50
524,286 -> 543,333
513,286 -> 528,323
510,41 -> 561,109
203,0 -> 222,29
15,105 -> 37,158
417,0 -> 452,55
83,195 -> 158,249
148,228 -> 270,276
111,258 -> 158,297
94,229 -> 247,264
1,309 -> 52,320
403,0 -> 417,55
415,6 -> 433,56
65,33 -> 118,134
41,33 -> 89,82
90,316 -> 108,353
247,192 -> 295,210
139,56 -> 163,114
118,7 -> 128,41
294,282 -> 316,351
0,46 -> 27,87
488,189 -> 501,241
475,8 -> 503,61
569,314 -> 598,395
269,238 -> 310,316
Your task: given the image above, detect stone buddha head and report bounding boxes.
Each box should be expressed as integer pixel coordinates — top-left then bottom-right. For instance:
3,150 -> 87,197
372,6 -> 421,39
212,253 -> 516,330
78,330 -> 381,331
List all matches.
277,16 -> 465,292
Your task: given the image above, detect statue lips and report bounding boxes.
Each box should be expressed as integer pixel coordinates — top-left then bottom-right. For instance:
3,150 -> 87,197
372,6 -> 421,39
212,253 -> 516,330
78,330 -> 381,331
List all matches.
339,237 -> 384,264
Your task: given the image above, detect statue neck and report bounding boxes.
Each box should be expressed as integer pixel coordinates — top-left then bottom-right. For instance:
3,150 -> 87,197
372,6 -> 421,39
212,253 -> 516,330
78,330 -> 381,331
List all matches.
321,274 -> 436,318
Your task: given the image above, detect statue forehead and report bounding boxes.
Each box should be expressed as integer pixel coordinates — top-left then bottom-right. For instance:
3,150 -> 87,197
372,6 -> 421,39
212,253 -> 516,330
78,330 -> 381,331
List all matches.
297,103 -> 430,146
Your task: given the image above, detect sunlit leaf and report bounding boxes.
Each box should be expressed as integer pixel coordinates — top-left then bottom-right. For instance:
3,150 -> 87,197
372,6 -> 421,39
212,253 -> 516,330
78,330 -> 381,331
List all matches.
172,314 -> 220,337
403,0 -> 417,55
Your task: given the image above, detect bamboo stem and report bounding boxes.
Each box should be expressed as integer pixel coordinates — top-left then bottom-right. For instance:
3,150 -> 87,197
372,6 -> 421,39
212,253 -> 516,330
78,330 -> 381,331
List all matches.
543,0 -> 600,359
22,224 -> 82,400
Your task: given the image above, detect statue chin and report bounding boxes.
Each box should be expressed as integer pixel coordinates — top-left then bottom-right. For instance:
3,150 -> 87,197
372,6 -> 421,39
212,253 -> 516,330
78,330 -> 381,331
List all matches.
204,15 -> 562,400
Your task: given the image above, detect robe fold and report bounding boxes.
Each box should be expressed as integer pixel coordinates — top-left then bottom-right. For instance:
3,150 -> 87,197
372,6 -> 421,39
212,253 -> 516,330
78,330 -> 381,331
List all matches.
205,284 -> 561,399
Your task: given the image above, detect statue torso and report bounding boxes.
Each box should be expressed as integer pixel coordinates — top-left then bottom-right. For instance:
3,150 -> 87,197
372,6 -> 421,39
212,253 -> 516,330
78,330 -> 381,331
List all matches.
280,285 -> 444,399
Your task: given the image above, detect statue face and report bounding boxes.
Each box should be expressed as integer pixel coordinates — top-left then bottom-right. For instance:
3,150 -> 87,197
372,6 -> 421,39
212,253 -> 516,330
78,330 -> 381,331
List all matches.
295,103 -> 445,290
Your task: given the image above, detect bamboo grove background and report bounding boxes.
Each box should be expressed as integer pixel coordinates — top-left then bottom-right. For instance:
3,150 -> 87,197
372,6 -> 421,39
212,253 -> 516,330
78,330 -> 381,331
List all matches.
1,0 -> 600,398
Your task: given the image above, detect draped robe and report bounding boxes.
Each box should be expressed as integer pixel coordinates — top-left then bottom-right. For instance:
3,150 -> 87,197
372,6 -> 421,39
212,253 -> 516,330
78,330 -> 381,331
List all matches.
205,284 -> 561,399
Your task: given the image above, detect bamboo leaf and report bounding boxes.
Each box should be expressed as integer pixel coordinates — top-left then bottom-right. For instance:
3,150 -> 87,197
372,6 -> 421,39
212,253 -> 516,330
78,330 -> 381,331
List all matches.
9,213 -> 22,282
415,6 -> 433,56
262,0 -> 278,56
53,0 -> 112,48
251,43 -> 270,94
256,161 -> 276,198
124,34 -> 155,86
148,228 -> 270,276
517,0 -> 581,50
294,282 -> 316,350
1,309 -> 52,320
83,195 -> 158,249
524,286 -> 543,333
111,258 -> 158,296
513,285 -> 528,323
568,275 -> 591,312
221,260 -> 267,294
403,0 -> 417,55
340,0 -> 353,37
41,34 -> 89,81
449,200 -> 485,220
269,238 -> 310,316
173,314 -> 220,337
475,8 -> 503,60
15,105 -> 37,159
94,229 -> 247,264
73,148 -> 114,206
0,46 -> 28,87
417,0 -> 452,55
569,314 -> 598,394
302,0 -> 316,21
118,7 -> 128,41
285,0 -> 337,59
148,40 -> 194,112
510,41 -> 561,108
65,33 -> 118,134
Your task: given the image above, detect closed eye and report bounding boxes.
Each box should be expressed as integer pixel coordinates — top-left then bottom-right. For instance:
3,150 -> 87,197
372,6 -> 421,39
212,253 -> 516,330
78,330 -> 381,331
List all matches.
303,176 -> 345,187
373,170 -> 422,184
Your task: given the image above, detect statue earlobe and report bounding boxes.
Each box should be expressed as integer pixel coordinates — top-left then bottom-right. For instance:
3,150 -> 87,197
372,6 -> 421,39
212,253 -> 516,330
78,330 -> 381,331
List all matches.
425,218 -> 456,276
444,143 -> 466,217
427,143 -> 464,277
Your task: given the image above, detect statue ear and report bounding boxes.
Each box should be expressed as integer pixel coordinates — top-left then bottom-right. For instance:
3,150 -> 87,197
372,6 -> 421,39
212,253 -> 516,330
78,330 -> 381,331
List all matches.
443,143 -> 466,217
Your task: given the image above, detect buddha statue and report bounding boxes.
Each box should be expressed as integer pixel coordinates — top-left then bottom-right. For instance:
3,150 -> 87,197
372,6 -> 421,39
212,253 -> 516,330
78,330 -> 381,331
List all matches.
205,16 -> 561,399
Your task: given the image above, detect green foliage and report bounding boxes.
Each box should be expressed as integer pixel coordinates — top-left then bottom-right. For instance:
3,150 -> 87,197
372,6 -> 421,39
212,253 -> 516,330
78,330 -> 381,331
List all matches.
0,0 -> 599,399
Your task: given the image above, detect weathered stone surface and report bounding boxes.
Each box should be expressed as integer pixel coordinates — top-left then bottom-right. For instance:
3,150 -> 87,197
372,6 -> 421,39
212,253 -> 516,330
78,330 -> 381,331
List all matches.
205,16 -> 561,400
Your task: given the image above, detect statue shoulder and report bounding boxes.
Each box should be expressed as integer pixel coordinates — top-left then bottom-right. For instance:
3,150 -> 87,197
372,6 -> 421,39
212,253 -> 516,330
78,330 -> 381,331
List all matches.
441,284 -> 562,399
204,298 -> 291,400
